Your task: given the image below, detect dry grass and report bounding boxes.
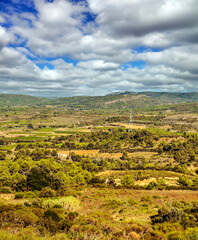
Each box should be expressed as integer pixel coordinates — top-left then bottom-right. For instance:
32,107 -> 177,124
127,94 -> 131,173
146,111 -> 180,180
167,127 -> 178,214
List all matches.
58,150 -> 155,159
0,193 -> 15,201
78,188 -> 198,227
59,150 -> 99,155
135,178 -> 157,186
110,122 -> 146,129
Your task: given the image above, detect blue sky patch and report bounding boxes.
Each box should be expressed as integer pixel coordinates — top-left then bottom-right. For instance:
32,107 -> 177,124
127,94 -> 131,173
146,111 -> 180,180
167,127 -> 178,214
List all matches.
121,60 -> 146,70
132,46 -> 162,53
36,62 -> 55,70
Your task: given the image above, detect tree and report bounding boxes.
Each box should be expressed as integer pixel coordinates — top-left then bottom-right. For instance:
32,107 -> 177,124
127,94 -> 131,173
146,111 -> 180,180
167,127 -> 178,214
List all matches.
121,175 -> 134,188
177,175 -> 192,188
121,151 -> 129,160
27,165 -> 62,190
27,123 -> 34,129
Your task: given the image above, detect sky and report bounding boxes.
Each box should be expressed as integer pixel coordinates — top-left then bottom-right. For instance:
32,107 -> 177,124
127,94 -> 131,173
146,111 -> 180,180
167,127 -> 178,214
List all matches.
0,0 -> 198,97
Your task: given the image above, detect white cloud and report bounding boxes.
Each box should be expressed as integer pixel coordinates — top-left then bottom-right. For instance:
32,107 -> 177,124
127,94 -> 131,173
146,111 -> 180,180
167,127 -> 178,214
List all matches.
77,60 -> 119,70
0,26 -> 15,49
0,0 -> 197,96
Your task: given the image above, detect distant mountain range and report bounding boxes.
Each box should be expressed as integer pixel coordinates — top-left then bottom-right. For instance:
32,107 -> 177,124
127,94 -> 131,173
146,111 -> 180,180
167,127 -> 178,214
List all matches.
0,92 -> 198,110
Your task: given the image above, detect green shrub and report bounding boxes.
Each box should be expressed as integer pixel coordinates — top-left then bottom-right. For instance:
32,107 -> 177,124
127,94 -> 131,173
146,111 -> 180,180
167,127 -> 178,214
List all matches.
44,209 -> 62,222
25,191 -> 37,198
121,175 -> 134,188
141,195 -> 153,203
128,199 -> 138,206
151,206 -> 184,224
168,231 -> 184,240
27,165 -> 62,191
42,196 -> 80,211
32,198 -> 42,208
103,199 -> 125,209
14,210 -> 39,227
15,192 -> 24,199
39,187 -> 56,198
177,175 -> 192,188
0,186 -> 12,193
181,214 -> 197,229
24,201 -> 32,207
146,181 -> 157,190
185,228 -> 198,240
0,203 -> 15,213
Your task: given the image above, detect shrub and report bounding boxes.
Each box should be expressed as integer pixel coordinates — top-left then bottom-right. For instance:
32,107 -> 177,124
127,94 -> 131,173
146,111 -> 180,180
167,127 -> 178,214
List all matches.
32,198 -> 43,208
27,165 -> 62,191
25,191 -> 37,198
15,192 -> 24,199
168,231 -> 184,240
185,228 -> 198,240
14,210 -> 39,227
141,196 -> 153,203
177,175 -> 192,188
39,187 -> 56,198
121,175 -> 134,188
42,196 -> 80,211
103,199 -> 125,209
0,186 -> 12,193
44,209 -> 62,222
151,206 -> 184,224
89,176 -> 105,185
146,181 -> 157,190
181,214 -> 197,229
128,231 -> 141,240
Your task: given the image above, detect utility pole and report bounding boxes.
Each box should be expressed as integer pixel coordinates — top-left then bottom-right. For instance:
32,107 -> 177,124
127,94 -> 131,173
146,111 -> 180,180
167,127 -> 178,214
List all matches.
129,109 -> 132,133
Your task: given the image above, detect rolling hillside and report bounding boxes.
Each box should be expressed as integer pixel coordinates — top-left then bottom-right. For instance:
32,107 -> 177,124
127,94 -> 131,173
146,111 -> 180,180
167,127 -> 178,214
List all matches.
0,94 -> 51,107
0,92 -> 197,110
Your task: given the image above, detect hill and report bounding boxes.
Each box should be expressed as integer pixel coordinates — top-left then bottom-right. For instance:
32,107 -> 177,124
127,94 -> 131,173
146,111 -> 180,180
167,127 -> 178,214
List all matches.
0,94 -> 51,107
53,92 -> 198,110
0,92 -> 197,110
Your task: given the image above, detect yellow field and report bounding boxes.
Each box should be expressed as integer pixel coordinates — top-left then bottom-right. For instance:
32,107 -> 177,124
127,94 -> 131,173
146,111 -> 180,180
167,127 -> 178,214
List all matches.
110,122 -> 146,129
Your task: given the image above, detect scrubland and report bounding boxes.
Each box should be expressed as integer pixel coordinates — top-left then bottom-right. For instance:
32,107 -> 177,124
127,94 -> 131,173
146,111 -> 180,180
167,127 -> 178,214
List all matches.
0,100 -> 198,239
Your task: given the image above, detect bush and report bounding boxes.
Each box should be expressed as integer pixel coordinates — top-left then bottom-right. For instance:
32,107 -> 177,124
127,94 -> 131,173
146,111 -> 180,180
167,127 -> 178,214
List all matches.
151,206 -> 184,224
103,199 -> 125,209
177,175 -> 192,188
44,209 -> 62,222
25,191 -> 37,198
146,181 -> 157,190
42,196 -> 80,211
15,192 -> 24,199
168,232 -> 184,240
0,186 -> 11,193
89,176 -> 105,185
39,187 -> 56,198
14,210 -> 39,227
121,175 -> 134,188
185,228 -> 198,240
27,165 -> 63,191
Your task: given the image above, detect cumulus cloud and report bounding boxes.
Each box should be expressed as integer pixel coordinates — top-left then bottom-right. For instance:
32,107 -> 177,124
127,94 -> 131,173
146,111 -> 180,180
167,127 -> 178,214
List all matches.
0,26 -> 15,49
0,0 -> 197,96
